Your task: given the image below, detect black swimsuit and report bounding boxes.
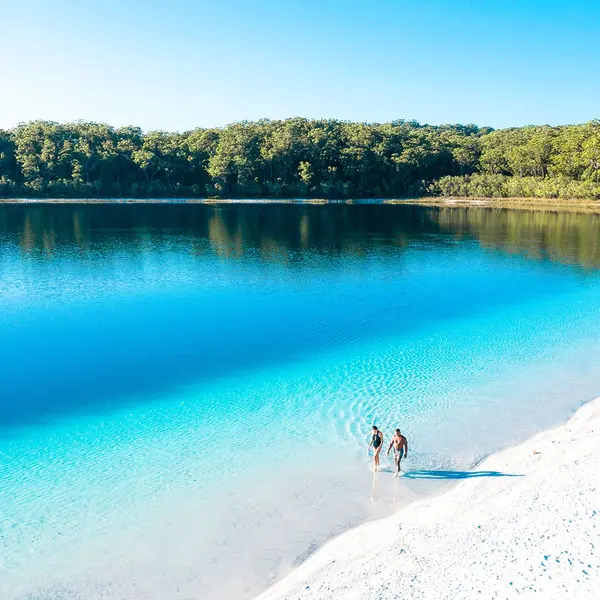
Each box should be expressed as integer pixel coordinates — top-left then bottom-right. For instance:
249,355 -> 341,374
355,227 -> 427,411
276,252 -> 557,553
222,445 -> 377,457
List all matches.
372,432 -> 382,449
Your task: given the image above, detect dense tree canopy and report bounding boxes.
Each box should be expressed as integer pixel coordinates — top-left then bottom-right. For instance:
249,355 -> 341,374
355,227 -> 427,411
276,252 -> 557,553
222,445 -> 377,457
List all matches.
0,119 -> 599,199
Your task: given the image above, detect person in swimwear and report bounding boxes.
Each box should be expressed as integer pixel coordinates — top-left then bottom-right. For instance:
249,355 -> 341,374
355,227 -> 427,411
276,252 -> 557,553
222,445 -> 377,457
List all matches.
368,425 -> 384,471
387,428 -> 408,477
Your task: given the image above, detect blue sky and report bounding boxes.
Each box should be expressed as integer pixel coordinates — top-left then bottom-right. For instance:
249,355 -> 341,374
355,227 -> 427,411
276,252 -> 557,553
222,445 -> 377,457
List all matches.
1,0 -> 599,131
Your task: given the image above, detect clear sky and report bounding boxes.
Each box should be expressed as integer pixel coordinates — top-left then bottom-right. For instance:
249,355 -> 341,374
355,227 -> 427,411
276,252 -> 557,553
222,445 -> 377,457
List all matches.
1,0 -> 599,131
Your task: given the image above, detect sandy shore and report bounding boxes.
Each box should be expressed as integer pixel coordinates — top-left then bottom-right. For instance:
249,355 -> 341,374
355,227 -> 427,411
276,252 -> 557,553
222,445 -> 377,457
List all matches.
256,398 -> 600,600
2,197 -> 600,212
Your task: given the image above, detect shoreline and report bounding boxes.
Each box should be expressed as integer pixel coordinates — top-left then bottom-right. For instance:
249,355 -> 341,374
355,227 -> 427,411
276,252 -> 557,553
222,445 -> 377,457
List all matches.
1,196 -> 600,212
389,197 -> 600,213
255,396 -> 600,600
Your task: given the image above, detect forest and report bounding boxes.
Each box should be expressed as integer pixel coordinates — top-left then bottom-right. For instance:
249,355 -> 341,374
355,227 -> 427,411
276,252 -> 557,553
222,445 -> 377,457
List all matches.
0,119 -> 599,199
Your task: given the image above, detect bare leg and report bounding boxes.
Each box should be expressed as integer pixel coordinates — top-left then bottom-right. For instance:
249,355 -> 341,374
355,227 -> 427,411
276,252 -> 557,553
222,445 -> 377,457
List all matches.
374,448 -> 381,471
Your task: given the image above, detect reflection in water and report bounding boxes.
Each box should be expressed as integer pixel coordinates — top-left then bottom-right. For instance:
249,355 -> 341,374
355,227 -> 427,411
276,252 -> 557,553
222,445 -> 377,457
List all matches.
370,471 -> 381,504
434,207 -> 600,269
1,203 -> 599,268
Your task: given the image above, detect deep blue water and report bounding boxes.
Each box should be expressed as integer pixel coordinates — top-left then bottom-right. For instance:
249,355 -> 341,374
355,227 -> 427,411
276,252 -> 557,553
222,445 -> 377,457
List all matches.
1,203 -> 600,600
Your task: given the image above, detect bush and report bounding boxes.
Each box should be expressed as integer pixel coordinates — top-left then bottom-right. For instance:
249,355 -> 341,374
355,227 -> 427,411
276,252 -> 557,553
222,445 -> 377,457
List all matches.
430,174 -> 600,200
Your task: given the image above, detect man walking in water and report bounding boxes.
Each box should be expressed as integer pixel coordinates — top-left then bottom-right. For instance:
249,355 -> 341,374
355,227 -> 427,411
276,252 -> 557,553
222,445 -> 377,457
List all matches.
387,429 -> 408,478
368,426 -> 383,471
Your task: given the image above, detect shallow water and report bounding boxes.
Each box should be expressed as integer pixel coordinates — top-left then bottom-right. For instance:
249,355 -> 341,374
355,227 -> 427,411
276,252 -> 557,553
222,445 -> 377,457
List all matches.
1,203 -> 600,599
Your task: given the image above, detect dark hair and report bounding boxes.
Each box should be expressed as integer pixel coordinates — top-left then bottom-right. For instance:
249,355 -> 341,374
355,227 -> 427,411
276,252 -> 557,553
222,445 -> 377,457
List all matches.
396,428 -> 401,433
372,425 -> 378,430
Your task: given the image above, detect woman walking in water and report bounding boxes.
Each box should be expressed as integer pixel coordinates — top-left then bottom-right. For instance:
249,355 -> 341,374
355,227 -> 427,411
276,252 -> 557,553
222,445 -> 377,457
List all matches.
368,425 -> 383,471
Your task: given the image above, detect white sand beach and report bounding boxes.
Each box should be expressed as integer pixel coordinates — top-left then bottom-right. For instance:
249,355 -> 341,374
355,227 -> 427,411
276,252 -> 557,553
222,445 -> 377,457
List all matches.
257,398 -> 600,600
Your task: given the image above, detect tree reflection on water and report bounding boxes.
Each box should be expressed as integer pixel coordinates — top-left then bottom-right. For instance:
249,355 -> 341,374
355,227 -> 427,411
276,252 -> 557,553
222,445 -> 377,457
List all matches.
0,203 -> 599,270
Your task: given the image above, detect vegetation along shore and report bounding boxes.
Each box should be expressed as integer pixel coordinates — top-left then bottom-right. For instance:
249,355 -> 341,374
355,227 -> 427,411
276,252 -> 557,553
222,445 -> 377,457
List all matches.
1,119 -> 599,200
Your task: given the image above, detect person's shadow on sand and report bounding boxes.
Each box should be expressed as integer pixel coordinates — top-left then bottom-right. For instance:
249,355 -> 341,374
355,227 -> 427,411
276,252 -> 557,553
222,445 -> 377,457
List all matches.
403,470 -> 524,479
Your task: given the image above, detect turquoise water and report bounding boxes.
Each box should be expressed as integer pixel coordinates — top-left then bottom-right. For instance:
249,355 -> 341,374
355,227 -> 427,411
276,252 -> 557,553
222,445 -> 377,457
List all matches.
1,203 -> 600,599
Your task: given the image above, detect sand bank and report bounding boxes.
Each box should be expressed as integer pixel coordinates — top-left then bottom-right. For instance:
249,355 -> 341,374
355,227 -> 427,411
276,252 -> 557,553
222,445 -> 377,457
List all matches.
256,398 -> 600,600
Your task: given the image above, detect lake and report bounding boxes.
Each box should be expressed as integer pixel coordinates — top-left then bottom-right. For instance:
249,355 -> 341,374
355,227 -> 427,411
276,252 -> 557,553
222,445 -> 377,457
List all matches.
2,202 -> 600,600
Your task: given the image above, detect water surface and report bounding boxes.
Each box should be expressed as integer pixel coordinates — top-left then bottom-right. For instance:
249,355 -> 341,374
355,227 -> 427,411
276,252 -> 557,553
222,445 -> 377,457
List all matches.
1,203 -> 600,599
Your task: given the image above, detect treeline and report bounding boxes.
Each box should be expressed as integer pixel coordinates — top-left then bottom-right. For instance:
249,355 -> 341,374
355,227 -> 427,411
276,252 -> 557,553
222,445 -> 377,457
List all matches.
431,121 -> 600,199
0,119 -> 599,199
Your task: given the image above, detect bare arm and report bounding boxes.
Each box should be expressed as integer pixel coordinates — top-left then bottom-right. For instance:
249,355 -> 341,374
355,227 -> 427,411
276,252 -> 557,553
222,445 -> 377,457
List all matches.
403,437 -> 408,458
387,438 -> 394,456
